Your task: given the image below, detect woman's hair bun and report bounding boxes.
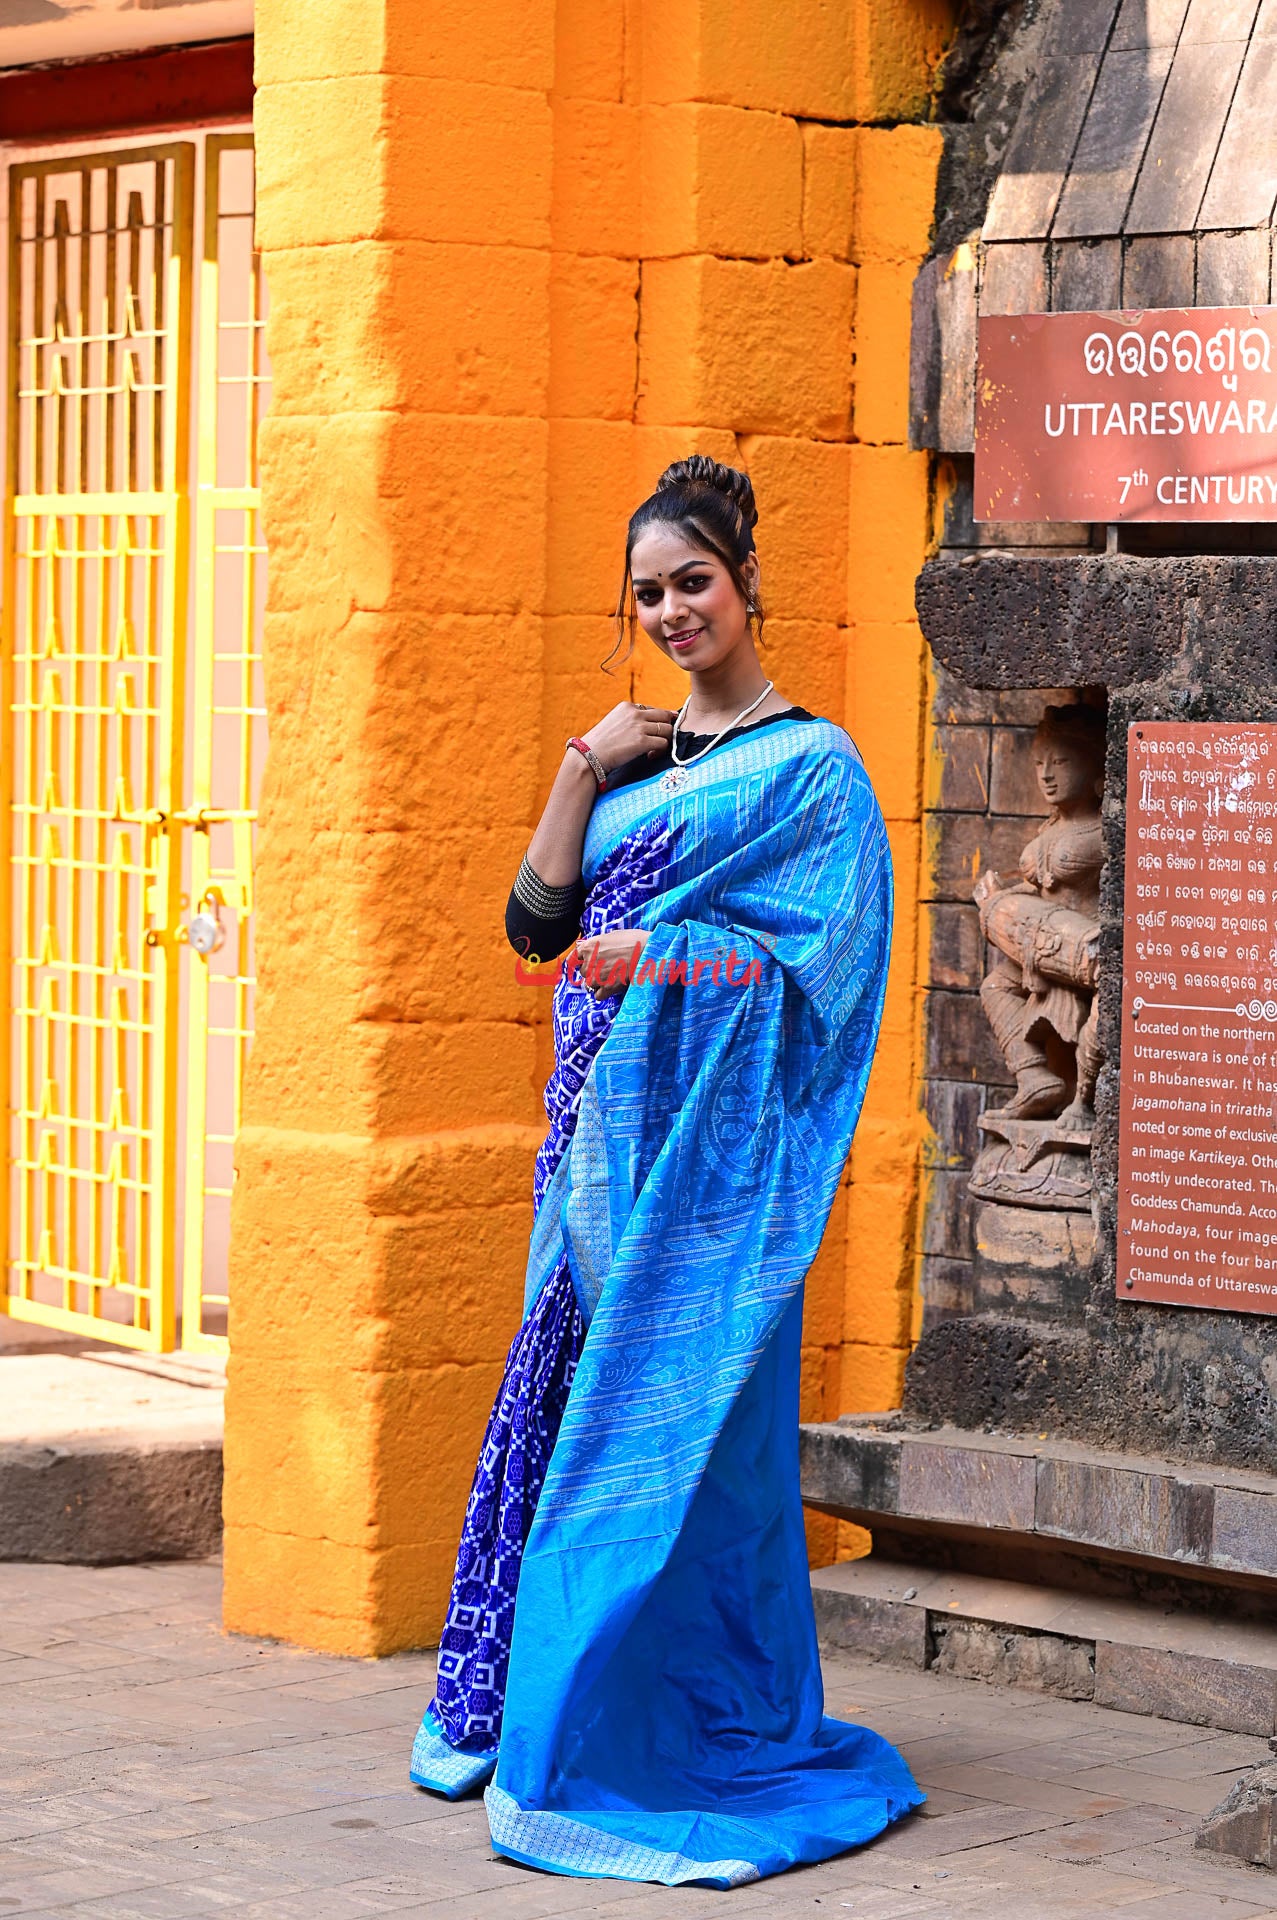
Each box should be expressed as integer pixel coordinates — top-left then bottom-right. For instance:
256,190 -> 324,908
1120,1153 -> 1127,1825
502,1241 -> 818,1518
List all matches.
656,454 -> 758,533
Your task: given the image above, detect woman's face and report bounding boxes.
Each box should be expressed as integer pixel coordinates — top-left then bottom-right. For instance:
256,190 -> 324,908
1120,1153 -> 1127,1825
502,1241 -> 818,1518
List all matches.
629,524 -> 757,674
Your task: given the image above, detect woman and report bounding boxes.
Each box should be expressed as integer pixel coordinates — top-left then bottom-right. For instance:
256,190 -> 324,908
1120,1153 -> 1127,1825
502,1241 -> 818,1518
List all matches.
408,456 -> 923,1886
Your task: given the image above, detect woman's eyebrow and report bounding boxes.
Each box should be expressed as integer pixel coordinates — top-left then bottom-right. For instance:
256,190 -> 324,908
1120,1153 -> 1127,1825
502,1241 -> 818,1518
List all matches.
632,561 -> 712,586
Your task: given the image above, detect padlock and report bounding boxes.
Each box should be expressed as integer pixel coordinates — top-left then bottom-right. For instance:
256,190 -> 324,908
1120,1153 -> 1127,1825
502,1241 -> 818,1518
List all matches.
187,905 -> 225,955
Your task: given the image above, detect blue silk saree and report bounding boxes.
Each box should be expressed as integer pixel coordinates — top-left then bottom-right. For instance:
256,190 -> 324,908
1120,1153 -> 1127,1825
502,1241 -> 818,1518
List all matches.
410,715 -> 923,1884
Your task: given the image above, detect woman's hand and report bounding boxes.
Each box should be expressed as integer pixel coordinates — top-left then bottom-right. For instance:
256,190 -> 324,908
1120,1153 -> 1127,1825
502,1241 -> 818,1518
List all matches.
569,927 -> 650,997
582,702 -> 676,775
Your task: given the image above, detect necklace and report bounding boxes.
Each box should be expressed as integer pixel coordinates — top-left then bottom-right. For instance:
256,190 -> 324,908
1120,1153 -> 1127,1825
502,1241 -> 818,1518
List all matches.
659,680 -> 775,794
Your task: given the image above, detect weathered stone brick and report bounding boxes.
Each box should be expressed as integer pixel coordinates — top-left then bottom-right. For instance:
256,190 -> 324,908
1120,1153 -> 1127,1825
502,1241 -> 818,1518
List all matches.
1036,1458 -> 1214,1566
811,1583 -> 927,1667
990,724 -> 1054,817
552,99 -> 641,255
1197,1762 -> 1277,1867
745,436 -> 851,622
919,1255 -> 975,1330
851,124 -> 944,263
839,1342 -> 910,1413
925,810 -> 1040,903
1095,1644 -> 1277,1737
799,1422 -> 901,1517
927,724 -> 990,811
923,1078 -> 986,1167
554,0 -> 626,99
550,256 -> 639,420
853,262 -> 916,445
928,903 -> 984,992
801,124 -> 856,260
641,103 -> 804,259
922,1168 -> 975,1259
972,1204 -> 1097,1327
898,1437 -> 1037,1530
849,447 -> 930,622
640,255 -> 856,436
924,987 -> 1012,1087
1213,1488 -> 1277,1578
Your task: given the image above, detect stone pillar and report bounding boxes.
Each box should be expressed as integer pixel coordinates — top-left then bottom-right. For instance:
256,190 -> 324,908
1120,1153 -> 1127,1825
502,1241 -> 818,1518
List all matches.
838,124 -> 943,1434
223,0 -> 555,1655
226,0 -> 953,1652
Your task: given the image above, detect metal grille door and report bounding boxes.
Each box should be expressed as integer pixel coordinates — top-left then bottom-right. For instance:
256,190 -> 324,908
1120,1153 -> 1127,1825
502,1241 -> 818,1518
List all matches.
2,136 -> 264,1352
181,135 -> 265,1351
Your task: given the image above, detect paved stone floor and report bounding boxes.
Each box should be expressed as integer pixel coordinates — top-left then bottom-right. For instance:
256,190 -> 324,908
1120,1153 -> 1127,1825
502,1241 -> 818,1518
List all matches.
2,1560 -> 1276,1919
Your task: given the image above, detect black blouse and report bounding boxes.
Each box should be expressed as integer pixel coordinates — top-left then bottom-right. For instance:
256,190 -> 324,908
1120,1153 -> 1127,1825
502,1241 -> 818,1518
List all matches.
505,706 -> 818,960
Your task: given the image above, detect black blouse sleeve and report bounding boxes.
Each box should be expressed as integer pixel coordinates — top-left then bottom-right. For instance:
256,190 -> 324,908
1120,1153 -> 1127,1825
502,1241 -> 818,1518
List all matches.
505,855 -> 585,960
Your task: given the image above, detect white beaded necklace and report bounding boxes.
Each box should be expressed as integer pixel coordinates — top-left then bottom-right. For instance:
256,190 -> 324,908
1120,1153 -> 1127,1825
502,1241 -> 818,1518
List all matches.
660,680 -> 775,794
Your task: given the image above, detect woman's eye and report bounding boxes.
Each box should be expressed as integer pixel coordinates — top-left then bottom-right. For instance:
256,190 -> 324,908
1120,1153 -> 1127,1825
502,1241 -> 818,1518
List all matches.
635,589 -> 661,605
681,576 -> 711,592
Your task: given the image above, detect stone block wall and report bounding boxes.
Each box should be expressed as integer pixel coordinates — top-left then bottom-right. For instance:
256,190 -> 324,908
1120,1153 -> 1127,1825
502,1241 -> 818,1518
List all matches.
226,0 -> 957,1655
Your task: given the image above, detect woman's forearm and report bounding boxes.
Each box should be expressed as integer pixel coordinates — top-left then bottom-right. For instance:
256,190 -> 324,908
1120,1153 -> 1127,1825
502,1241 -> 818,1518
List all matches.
524,747 -> 600,887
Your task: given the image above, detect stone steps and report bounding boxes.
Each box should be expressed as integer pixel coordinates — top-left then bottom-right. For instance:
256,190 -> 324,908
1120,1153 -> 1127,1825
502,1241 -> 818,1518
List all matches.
813,1555 -> 1277,1737
0,1351 -> 223,1562
801,1411 -> 1277,1588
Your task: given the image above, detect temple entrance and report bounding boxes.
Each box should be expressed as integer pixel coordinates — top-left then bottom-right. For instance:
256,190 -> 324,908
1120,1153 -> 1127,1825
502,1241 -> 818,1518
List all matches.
0,131 -> 266,1352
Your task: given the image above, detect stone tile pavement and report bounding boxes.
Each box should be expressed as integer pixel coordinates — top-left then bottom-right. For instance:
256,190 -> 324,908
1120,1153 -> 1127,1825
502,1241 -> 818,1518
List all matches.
2,1559 -> 1276,1918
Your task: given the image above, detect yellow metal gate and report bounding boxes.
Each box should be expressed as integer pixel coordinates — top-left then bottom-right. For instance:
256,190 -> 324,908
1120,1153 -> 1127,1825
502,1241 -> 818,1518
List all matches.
2,133 -> 265,1352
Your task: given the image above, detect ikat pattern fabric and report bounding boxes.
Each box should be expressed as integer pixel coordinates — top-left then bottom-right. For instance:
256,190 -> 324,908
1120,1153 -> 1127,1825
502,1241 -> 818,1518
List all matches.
427,1256 -> 583,1756
412,815 -> 676,1785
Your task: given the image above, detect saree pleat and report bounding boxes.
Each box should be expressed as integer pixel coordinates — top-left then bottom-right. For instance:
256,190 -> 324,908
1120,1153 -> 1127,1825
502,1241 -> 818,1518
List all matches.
411,717 -> 923,1880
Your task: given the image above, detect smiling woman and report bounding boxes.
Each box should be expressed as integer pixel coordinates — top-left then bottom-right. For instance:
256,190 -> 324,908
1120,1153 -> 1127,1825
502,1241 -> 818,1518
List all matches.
405,456 -> 923,1886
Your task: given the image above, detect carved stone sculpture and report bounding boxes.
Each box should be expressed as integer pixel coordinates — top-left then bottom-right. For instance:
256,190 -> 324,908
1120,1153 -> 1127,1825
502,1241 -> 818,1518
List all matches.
969,704 -> 1105,1211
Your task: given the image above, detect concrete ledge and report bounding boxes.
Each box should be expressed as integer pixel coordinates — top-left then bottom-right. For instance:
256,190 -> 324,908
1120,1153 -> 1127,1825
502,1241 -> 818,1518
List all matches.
0,1353 -> 224,1563
812,1557 -> 1277,1737
801,1414 -> 1277,1588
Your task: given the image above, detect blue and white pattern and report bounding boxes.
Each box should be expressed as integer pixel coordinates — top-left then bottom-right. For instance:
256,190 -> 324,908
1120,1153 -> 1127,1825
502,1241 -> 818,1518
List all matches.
484,1784 -> 760,1888
412,719 -> 924,1883
532,817 -> 674,1211
410,816 -> 677,1794
427,1258 -> 583,1757
409,1705 -> 496,1799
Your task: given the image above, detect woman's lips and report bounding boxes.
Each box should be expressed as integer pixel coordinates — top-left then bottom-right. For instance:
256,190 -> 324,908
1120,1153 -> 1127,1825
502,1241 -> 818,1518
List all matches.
666,628 -> 705,650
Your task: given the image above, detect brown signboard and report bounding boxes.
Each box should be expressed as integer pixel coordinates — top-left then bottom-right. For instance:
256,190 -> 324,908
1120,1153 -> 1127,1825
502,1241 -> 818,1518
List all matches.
1119,723 -> 1277,1317
976,305 -> 1277,523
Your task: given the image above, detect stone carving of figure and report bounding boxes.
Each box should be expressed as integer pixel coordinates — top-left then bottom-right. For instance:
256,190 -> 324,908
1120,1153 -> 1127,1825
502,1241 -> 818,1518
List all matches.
973,703 -> 1105,1129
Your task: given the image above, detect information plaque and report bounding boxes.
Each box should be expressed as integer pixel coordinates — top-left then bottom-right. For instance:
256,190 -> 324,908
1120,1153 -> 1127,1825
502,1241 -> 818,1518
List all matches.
1119,723 -> 1277,1316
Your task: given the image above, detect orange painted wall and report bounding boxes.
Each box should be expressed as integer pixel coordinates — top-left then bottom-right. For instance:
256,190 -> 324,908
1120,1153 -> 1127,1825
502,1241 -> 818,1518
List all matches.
224,0 -> 953,1654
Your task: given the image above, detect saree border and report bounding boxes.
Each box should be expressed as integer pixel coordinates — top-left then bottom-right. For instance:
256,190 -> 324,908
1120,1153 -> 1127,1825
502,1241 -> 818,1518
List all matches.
409,1707 -> 497,1799
484,1784 -> 761,1888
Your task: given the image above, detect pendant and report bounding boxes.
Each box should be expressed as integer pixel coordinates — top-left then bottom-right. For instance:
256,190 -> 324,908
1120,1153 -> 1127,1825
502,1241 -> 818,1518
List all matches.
660,765 -> 691,794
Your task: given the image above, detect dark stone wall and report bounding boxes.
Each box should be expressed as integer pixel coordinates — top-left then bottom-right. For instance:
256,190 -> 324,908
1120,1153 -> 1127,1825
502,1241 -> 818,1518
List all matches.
921,666 -> 1060,1329
908,551 -> 1277,1473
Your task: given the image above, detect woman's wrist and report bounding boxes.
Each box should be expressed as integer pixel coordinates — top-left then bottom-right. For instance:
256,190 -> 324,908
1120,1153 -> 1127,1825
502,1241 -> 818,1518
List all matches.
565,735 -> 609,790
560,743 -> 600,789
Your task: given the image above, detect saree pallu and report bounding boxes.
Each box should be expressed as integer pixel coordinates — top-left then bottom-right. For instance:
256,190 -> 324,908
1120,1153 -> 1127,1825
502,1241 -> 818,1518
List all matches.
411,716 -> 923,1884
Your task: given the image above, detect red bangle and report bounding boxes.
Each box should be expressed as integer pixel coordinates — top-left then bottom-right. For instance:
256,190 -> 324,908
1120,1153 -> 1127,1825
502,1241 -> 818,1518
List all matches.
566,736 -> 608,791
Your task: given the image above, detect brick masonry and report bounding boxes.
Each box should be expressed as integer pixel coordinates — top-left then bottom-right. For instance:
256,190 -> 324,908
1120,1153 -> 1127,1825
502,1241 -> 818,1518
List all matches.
920,666 -> 1076,1333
